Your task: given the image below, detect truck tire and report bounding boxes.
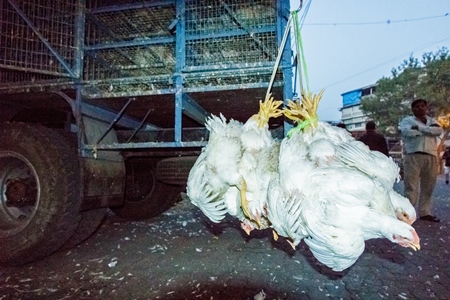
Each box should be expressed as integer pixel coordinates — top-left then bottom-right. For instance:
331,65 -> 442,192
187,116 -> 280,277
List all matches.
113,182 -> 181,221
0,123 -> 82,266
53,129 -> 108,251
112,157 -> 186,220
60,208 -> 107,250
155,156 -> 198,185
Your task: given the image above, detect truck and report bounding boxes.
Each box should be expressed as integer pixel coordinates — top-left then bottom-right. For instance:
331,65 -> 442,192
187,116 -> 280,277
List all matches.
0,0 -> 293,266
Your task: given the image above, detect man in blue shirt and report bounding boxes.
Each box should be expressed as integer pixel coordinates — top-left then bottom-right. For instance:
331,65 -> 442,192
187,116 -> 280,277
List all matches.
399,99 -> 443,222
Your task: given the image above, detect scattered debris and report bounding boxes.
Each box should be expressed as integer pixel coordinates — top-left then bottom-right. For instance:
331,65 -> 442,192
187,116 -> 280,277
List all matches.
0,185 -> 448,299
254,289 -> 266,300
108,261 -> 117,268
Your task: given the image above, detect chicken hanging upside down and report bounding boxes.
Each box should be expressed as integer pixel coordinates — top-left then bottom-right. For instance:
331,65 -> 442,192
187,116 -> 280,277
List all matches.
273,90 -> 420,271
186,94 -> 283,236
238,94 -> 283,230
187,89 -> 420,272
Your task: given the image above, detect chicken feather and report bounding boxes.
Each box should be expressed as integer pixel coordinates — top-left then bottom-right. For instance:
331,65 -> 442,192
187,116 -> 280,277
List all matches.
336,140 -> 400,187
267,178 -> 307,248
187,151 -> 228,223
334,141 -> 415,224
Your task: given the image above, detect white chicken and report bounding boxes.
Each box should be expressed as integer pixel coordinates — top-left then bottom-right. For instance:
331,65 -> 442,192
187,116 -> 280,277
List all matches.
186,96 -> 283,234
301,178 -> 420,272
335,141 -> 416,224
283,91 -> 416,225
188,89 -> 420,273
238,96 -> 282,229
187,114 -> 245,223
272,163 -> 419,273
270,90 -> 420,271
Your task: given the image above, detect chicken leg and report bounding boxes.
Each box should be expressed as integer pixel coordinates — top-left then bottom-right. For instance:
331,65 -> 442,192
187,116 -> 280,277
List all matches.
283,90 -> 324,132
251,95 -> 283,128
239,179 -> 263,228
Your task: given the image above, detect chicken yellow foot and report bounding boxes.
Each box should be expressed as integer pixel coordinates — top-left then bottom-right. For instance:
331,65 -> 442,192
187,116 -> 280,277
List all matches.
239,179 -> 262,227
283,90 -> 324,125
240,179 -> 250,217
252,95 -> 283,128
283,90 -> 325,137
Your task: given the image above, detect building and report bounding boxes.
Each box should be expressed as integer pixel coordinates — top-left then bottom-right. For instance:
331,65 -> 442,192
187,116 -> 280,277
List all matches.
340,84 -> 377,135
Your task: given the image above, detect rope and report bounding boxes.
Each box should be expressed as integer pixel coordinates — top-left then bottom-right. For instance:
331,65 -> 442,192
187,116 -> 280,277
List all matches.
265,9 -> 311,101
265,13 -> 292,101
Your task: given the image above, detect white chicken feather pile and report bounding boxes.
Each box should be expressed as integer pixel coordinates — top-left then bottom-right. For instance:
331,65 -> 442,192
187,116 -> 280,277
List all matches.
186,91 -> 420,272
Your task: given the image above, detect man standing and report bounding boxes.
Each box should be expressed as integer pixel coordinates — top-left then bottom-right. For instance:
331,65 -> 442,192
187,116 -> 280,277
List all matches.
442,147 -> 450,184
399,98 -> 443,222
358,121 -> 389,156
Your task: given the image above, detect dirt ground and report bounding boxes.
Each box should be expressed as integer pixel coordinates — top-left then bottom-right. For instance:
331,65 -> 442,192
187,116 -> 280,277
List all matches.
0,179 -> 449,300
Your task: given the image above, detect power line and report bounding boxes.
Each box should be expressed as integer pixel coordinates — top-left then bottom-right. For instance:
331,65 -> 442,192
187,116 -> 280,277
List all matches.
304,13 -> 449,26
319,35 -> 450,91
314,36 -> 450,116
298,0 -> 312,29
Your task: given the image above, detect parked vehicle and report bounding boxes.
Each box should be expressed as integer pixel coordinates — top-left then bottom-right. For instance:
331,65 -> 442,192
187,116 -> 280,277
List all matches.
0,0 -> 293,266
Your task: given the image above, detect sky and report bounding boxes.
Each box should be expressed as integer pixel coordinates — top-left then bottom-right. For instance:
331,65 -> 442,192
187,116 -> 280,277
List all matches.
289,0 -> 450,121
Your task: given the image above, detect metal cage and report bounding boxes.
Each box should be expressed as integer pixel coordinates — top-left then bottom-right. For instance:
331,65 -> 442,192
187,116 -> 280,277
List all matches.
0,0 -> 293,153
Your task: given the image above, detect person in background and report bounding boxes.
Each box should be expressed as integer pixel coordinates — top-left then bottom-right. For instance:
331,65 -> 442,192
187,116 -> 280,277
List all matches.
442,146 -> 450,184
399,98 -> 443,222
358,121 -> 389,156
336,122 -> 347,129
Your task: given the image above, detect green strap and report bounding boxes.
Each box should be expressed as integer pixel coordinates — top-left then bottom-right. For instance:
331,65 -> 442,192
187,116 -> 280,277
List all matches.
292,11 -> 310,93
287,117 -> 318,138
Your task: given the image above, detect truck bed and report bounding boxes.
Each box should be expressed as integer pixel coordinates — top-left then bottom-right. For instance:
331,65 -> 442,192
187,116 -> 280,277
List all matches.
0,0 -> 292,151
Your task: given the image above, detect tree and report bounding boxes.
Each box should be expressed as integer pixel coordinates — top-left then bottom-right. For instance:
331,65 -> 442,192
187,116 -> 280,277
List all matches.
360,47 -> 450,135
420,49 -> 450,116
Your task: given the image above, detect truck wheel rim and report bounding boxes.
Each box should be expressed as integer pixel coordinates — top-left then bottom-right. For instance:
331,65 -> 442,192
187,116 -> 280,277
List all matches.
0,152 -> 40,237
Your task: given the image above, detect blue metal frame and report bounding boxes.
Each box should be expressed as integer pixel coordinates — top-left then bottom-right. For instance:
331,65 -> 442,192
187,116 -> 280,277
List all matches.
0,0 -> 294,154
278,0 -> 294,136
173,0 -> 186,147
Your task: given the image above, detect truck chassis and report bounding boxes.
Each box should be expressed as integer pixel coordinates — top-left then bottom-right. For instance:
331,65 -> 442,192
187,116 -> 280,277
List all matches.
0,0 -> 293,265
